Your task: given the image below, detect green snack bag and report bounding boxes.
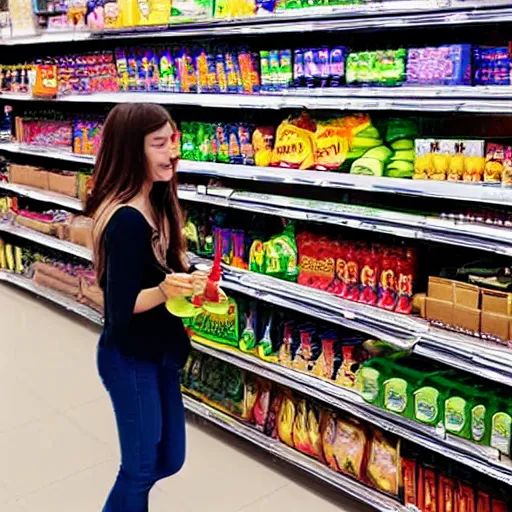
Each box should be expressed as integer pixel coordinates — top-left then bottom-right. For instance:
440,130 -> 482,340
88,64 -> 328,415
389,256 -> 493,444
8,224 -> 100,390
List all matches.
385,119 -> 418,144
239,304 -> 257,352
181,122 -> 199,161
249,239 -> 266,274
470,388 -> 492,446
391,138 -> 414,151
264,224 -> 299,282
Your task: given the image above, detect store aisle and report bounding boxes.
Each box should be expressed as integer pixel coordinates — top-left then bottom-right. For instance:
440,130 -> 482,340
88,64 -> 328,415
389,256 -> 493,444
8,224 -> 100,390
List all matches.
0,284 -> 371,512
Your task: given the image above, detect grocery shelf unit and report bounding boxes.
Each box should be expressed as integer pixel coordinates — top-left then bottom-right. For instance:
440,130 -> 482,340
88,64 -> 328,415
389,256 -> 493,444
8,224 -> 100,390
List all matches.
3,2 -> 512,509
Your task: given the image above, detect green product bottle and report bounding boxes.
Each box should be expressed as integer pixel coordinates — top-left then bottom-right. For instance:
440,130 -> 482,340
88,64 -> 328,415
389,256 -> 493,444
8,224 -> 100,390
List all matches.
490,396 -> 512,456
413,380 -> 444,426
357,358 -> 387,407
382,363 -> 423,419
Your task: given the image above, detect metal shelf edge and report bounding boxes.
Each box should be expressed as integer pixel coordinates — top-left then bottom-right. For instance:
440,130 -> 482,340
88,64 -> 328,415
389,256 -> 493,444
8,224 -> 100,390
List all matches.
0,182 -> 83,210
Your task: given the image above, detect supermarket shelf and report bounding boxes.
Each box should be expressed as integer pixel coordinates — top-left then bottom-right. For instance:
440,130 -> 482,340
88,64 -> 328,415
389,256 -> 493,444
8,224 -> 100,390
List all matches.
0,176 -> 511,387
0,271 -> 103,324
2,266 -> 512,486
0,182 -> 83,211
179,187 -> 512,257
182,160 -> 512,207
183,395 -> 405,512
217,263 -> 512,387
0,143 -> 95,165
190,337 -> 512,485
0,222 -> 92,260
4,142 -> 512,207
2,1 -> 512,44
6,89 -> 512,113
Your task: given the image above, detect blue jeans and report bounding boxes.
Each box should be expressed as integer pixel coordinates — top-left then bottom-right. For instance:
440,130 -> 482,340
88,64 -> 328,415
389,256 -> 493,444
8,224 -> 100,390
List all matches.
97,344 -> 186,512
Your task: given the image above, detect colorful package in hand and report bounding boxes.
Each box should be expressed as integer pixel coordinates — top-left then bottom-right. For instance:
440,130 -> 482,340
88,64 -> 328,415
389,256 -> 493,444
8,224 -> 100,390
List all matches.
406,45 -> 472,86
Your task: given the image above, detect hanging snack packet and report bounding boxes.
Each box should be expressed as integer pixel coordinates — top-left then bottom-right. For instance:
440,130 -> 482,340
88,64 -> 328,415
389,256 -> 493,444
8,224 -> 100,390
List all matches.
264,224 -> 299,282
485,143 -> 505,183
195,48 -> 209,93
319,331 -> 341,380
278,321 -> 299,367
366,431 -> 399,495
293,399 -> 323,460
314,121 -> 349,171
227,124 -> 242,164
216,123 -> 230,163
279,49 -> 293,89
359,243 -> 380,306
226,51 -> 242,93
294,49 -> 305,88
238,123 -> 255,165
329,46 -> 348,87
252,126 -> 275,167
270,113 -> 317,170
294,325 -> 322,374
277,391 -> 297,448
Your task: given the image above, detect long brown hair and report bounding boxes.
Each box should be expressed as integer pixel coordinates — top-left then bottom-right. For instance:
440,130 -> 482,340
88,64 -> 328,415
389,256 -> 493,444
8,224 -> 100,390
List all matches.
85,103 -> 186,286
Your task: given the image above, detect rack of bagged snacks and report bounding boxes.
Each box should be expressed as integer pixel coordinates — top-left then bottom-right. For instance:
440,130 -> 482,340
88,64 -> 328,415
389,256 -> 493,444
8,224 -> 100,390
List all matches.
3,1 -> 512,511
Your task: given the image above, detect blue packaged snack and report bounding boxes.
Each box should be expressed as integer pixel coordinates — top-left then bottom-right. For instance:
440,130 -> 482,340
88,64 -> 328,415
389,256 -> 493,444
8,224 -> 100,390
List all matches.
406,44 -> 472,86
177,47 -> 197,93
216,51 -> 228,93
135,48 -> 146,91
206,52 -> 218,93
126,48 -> 138,91
474,46 -> 511,86
294,49 -> 305,88
315,48 -> 330,88
226,51 -> 242,93
238,123 -> 255,165
303,49 -> 318,88
228,123 -> 242,164
279,49 -> 293,89
329,46 -> 347,87
143,48 -> 158,92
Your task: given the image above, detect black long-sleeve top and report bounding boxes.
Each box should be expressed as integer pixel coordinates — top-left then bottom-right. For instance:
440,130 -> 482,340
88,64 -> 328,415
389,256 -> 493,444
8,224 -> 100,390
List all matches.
99,206 -> 191,365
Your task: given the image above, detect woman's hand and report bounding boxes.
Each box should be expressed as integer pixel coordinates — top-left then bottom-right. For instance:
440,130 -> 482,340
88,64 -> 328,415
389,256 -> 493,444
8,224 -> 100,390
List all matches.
191,270 -> 209,297
159,273 -> 194,300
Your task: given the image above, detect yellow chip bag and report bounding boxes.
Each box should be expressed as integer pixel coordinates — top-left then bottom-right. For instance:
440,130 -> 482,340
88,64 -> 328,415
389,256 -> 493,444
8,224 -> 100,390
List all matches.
315,123 -> 349,170
270,120 -> 317,170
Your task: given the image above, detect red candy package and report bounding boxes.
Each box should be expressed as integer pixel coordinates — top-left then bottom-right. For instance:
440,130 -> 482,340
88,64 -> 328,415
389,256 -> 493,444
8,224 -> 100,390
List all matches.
378,247 -> 398,311
297,232 -> 336,291
341,241 -> 361,301
359,244 -> 380,305
395,247 -> 417,315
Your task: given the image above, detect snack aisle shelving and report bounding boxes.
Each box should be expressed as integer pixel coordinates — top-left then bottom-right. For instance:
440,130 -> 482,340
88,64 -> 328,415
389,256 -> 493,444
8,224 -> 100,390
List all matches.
4,1 -> 512,509
3,261 -> 512,488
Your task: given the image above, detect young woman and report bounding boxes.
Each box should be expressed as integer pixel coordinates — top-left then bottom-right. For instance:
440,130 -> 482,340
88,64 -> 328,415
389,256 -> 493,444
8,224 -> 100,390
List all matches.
85,103 -> 205,512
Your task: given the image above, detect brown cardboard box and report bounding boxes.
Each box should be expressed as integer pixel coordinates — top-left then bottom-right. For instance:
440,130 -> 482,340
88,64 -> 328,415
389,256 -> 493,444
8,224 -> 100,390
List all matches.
453,304 -> 480,333
68,217 -> 93,249
426,297 -> 453,325
10,164 -> 49,190
481,290 -> 512,315
413,293 -> 426,318
48,172 -> 78,198
481,311 -> 510,341
428,277 -> 454,302
454,282 -> 480,309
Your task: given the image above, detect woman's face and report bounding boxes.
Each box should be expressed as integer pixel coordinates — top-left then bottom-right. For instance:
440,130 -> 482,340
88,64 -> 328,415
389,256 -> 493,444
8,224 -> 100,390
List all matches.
144,122 -> 180,183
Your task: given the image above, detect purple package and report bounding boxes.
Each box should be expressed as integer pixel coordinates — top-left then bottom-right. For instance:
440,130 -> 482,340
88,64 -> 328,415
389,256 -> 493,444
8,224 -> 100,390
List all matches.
406,44 -> 472,86
213,227 -> 232,264
315,48 -> 330,88
329,46 -> 347,87
293,49 -> 305,88
303,49 -> 318,88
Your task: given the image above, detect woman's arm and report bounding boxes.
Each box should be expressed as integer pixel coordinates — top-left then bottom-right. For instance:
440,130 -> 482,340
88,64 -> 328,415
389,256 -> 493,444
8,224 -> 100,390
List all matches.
133,286 -> 166,314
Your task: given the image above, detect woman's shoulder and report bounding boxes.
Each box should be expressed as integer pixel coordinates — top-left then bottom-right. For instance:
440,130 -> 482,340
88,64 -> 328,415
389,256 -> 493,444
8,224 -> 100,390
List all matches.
106,206 -> 152,240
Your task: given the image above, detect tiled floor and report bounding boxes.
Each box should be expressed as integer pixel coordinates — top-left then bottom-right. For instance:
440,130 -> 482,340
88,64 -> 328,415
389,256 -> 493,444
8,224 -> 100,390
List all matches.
0,283 -> 372,512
